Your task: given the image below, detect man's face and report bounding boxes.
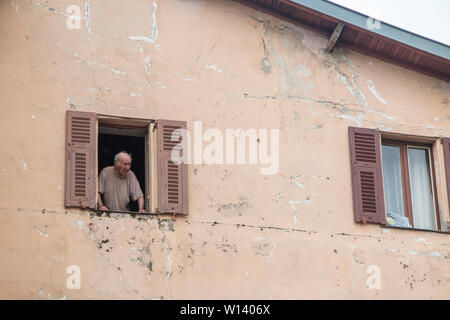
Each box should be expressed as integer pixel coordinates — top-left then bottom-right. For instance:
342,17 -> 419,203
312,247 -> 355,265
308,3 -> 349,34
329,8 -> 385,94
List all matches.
116,154 -> 131,178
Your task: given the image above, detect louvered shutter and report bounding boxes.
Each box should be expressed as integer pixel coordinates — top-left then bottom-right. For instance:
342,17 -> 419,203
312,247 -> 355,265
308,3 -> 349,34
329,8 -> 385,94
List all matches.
443,137 -> 450,230
157,119 -> 188,214
65,110 -> 97,208
349,127 -> 386,224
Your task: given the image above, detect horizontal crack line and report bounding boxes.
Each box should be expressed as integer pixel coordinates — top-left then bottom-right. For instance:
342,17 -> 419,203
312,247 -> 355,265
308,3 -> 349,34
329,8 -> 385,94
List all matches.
187,220 -> 317,234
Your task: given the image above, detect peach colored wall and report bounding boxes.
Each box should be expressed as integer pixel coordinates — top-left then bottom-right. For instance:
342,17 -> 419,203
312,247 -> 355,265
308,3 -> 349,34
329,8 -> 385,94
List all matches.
0,0 -> 449,299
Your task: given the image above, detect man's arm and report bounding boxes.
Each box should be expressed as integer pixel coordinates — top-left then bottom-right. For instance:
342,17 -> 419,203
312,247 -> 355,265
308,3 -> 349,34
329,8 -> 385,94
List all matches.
97,192 -> 108,211
98,169 -> 108,211
128,170 -> 145,213
137,196 -> 145,213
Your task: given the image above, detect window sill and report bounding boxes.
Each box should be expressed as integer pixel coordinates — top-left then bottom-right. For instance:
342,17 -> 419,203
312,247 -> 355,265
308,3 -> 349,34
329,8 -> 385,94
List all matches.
382,224 -> 450,235
94,209 -> 161,217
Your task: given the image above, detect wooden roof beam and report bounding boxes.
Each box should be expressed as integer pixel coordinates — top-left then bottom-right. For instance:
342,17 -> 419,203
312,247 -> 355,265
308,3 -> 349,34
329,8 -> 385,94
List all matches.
326,22 -> 344,53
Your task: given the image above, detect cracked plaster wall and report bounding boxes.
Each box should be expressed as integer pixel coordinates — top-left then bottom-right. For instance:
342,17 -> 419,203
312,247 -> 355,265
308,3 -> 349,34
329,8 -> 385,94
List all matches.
0,0 -> 449,299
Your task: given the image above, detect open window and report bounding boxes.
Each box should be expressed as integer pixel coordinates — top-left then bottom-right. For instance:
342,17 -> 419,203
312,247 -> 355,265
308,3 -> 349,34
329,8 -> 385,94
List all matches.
98,121 -> 148,212
64,110 -> 188,215
349,127 -> 450,232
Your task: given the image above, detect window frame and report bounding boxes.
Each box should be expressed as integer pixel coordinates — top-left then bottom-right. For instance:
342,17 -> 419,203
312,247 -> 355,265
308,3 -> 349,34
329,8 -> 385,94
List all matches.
348,126 -> 449,233
97,114 -> 156,214
381,138 -> 441,230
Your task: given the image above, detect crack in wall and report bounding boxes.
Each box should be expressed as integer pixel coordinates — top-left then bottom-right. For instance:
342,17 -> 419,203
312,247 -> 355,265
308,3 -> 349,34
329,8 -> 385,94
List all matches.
187,219 -> 317,235
56,42 -> 134,78
34,1 -> 77,18
247,16 -> 407,129
129,0 -> 159,44
85,1 -> 92,34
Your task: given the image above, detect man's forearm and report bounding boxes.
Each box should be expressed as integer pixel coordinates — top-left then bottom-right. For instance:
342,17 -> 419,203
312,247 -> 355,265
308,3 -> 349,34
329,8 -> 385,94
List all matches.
138,197 -> 145,211
97,193 -> 104,207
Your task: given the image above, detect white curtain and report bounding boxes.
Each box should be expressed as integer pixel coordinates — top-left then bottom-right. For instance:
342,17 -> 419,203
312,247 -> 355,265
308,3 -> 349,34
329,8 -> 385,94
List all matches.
382,145 -> 405,217
408,148 -> 436,230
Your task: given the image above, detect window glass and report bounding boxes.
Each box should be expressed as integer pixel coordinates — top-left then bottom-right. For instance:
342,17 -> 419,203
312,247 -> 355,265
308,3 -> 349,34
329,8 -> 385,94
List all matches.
382,145 -> 407,225
408,147 -> 437,230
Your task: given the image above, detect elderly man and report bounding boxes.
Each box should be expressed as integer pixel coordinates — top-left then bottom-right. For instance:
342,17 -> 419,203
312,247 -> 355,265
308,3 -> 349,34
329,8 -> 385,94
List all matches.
97,151 -> 146,213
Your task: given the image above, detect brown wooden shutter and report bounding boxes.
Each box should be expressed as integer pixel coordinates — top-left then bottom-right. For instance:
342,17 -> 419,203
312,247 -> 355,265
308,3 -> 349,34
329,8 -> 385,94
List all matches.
157,119 -> 188,215
349,127 -> 386,224
443,137 -> 450,229
65,110 -> 97,209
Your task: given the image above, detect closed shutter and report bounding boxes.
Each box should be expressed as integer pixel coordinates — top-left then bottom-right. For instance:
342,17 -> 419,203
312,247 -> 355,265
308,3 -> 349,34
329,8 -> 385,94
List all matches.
349,127 -> 386,224
443,137 -> 450,230
157,119 -> 188,215
65,110 -> 97,209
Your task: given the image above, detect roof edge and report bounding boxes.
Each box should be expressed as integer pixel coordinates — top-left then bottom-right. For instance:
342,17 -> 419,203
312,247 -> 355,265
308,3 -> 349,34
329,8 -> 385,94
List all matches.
295,0 -> 450,60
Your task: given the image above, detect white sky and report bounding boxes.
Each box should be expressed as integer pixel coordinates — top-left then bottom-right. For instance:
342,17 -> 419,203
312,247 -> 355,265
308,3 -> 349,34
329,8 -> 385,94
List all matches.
328,0 -> 450,45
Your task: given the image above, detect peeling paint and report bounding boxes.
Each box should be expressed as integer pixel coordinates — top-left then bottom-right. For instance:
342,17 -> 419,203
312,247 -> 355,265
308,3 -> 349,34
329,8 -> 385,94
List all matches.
204,64 -> 243,80
216,237 -> 238,254
159,219 -> 175,232
66,96 -> 91,109
162,236 -> 172,278
144,56 -> 151,81
352,249 -> 365,264
56,43 -> 132,77
33,227 -> 48,238
85,1 -> 92,34
335,113 -> 364,127
336,70 -> 368,108
37,288 -> 66,300
410,251 -> 445,258
289,198 -> 312,224
367,80 -> 388,104
34,2 -> 74,17
366,108 -> 396,120
10,0 -> 19,16
137,41 -> 144,54
289,175 -> 307,190
251,237 -> 275,257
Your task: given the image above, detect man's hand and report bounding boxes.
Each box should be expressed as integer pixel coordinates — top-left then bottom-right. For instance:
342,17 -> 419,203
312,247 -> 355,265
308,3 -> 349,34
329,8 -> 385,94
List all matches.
97,193 -> 108,211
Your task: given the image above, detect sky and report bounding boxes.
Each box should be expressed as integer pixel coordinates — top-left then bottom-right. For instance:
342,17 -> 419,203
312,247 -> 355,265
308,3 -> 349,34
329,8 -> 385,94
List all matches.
328,0 -> 450,45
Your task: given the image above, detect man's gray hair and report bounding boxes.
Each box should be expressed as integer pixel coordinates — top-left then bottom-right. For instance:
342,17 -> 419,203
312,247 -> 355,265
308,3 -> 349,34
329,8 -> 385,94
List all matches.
114,151 -> 132,165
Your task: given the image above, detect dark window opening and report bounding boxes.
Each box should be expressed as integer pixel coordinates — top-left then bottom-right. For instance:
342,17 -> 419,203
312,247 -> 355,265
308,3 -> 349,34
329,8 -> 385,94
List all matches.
98,126 -> 147,212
